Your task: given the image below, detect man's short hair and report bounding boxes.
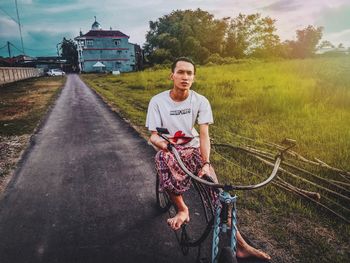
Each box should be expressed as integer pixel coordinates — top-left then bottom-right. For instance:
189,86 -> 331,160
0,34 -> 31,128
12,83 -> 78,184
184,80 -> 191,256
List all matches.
171,57 -> 196,74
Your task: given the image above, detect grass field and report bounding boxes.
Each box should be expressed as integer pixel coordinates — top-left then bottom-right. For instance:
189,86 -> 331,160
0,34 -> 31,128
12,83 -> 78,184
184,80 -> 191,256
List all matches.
82,57 -> 350,262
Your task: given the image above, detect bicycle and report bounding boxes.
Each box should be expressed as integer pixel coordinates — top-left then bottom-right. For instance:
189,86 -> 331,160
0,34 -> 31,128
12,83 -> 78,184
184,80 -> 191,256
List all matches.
155,127 -> 295,263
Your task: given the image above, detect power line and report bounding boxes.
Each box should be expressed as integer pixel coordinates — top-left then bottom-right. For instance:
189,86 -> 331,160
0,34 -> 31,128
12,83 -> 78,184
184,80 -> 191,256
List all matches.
1,41 -> 54,52
0,41 -> 59,57
0,43 -> 8,50
0,5 -> 18,24
9,42 -> 23,53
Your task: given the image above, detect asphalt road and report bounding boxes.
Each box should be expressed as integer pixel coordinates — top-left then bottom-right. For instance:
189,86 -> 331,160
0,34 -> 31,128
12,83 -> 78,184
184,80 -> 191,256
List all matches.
0,74 -> 263,263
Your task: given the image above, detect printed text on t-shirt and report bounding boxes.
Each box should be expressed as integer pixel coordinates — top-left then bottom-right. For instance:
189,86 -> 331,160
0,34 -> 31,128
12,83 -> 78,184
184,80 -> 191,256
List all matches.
170,108 -> 191,115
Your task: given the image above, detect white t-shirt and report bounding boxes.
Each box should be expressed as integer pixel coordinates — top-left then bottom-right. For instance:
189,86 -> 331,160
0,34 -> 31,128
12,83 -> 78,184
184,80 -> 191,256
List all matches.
145,90 -> 213,147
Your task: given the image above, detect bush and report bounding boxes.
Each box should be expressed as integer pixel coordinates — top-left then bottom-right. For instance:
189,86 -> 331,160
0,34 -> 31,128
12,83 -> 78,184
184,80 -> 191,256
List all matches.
206,53 -> 225,65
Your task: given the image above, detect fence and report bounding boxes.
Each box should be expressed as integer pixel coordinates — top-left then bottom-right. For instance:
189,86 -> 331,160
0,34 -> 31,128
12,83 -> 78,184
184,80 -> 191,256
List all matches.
0,67 -> 42,85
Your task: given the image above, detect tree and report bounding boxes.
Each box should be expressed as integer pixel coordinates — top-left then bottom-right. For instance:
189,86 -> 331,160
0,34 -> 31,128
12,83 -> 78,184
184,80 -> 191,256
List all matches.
60,37 -> 79,72
286,25 -> 323,58
318,40 -> 334,49
144,9 -> 228,64
147,48 -> 172,64
223,13 -> 280,58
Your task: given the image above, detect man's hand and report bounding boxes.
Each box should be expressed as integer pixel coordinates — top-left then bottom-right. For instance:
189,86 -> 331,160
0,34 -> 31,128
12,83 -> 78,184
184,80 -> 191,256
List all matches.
198,163 -> 210,178
159,141 -> 169,151
150,131 -> 169,151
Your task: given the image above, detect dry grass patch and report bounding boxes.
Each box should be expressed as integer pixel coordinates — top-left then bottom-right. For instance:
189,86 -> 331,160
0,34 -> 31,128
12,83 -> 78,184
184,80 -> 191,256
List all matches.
0,76 -> 64,195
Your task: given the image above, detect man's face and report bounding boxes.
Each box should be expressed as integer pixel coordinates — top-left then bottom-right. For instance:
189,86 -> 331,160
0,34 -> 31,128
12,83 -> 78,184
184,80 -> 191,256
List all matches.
171,61 -> 195,91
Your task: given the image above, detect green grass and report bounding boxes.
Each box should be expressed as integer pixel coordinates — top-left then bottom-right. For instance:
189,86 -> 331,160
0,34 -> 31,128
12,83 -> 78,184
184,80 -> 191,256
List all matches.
81,57 -> 350,262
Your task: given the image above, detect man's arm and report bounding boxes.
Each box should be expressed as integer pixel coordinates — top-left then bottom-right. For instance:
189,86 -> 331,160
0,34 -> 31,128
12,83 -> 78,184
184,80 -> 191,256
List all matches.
150,131 -> 168,151
199,124 -> 211,177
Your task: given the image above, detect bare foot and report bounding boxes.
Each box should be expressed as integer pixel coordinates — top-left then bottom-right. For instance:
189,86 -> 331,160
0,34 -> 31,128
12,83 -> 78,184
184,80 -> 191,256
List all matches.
167,209 -> 190,231
236,244 -> 271,261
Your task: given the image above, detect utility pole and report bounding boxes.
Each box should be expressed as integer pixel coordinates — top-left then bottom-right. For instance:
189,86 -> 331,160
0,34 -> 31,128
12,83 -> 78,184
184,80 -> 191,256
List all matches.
14,0 -> 25,54
7,41 -> 11,57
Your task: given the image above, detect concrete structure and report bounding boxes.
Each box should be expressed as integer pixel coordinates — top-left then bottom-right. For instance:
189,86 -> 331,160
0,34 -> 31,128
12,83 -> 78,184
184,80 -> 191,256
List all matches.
75,18 -> 142,73
0,67 -> 41,85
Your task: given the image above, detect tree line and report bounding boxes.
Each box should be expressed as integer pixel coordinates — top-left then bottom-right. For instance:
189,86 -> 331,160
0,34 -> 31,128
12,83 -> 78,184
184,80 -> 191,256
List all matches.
143,9 -> 329,65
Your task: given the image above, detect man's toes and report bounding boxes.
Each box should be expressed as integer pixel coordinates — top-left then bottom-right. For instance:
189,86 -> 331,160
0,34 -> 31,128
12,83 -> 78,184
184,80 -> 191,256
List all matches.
260,251 -> 271,260
175,221 -> 183,230
168,219 -> 177,230
167,218 -> 174,228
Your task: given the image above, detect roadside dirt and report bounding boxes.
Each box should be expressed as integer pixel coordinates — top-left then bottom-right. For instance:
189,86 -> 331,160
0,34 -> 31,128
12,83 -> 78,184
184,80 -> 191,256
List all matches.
0,135 -> 30,194
238,208 -> 349,263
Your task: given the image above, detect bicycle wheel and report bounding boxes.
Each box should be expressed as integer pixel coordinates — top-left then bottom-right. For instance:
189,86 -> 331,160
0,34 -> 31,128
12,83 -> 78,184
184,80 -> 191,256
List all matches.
156,173 -> 172,212
218,247 -> 237,263
180,180 -> 215,247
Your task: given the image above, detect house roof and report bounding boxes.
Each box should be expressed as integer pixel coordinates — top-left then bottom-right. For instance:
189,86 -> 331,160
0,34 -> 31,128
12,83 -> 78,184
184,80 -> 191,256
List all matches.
91,21 -> 101,30
78,30 -> 129,39
0,55 -> 36,64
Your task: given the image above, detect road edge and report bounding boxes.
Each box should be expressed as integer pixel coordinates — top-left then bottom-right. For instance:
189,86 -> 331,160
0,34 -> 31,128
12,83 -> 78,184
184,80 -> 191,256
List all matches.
0,77 -> 67,202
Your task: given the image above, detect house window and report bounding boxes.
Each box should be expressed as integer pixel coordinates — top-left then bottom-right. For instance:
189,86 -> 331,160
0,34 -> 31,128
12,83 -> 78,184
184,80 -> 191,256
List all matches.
115,61 -> 121,68
114,39 -> 121,46
80,40 -> 85,47
87,40 -> 94,46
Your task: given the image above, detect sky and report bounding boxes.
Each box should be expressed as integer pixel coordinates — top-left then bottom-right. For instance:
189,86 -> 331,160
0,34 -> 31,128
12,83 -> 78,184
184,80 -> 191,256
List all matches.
0,0 -> 350,57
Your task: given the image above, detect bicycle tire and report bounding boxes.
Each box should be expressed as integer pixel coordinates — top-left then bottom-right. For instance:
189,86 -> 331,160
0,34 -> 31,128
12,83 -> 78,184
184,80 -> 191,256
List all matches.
156,173 -> 172,212
218,247 -> 237,263
180,180 -> 215,247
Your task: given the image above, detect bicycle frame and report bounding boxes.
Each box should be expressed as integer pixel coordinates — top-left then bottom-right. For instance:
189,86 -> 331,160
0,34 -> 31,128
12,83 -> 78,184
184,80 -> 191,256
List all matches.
212,191 -> 238,263
155,128 -> 294,263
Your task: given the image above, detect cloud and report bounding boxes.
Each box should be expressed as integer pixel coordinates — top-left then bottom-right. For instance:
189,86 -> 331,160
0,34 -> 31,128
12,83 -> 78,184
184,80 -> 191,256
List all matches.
34,0 -> 77,4
324,28 -> 350,46
263,0 -> 302,12
0,17 -> 19,37
42,4 -> 86,14
1,0 -> 350,57
22,29 -> 76,56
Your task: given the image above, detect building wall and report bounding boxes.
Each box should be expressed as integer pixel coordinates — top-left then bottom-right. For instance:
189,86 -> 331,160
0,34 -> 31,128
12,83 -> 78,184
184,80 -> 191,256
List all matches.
77,35 -> 137,73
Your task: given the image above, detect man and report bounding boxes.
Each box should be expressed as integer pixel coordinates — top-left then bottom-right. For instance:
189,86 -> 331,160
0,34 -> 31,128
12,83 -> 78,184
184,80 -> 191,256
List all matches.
146,57 -> 271,261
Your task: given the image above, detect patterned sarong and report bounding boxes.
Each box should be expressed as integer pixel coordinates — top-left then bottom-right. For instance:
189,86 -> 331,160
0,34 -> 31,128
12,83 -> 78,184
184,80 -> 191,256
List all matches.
155,145 -> 219,206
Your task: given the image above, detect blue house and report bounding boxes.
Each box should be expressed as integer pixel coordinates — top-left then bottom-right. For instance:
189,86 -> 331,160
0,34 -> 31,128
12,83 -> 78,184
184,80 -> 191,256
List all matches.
75,18 -> 142,73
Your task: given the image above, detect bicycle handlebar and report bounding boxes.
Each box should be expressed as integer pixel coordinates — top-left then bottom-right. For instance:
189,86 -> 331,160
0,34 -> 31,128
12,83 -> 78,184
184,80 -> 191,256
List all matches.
156,128 -> 294,191
171,144 -> 282,191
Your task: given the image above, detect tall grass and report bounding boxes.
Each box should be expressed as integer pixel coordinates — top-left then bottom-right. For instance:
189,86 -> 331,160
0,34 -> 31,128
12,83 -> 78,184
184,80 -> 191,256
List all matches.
82,57 -> 350,262
83,58 -> 350,170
